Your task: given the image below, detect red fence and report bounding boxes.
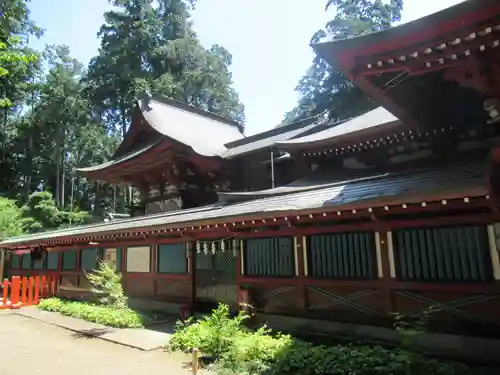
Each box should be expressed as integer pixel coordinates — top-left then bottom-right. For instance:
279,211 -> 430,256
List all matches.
0,275 -> 59,309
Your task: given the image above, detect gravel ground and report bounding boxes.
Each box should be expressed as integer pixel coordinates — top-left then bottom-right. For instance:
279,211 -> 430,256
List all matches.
0,312 -> 211,375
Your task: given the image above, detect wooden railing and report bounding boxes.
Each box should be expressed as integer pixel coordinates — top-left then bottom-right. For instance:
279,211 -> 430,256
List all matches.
0,275 -> 59,309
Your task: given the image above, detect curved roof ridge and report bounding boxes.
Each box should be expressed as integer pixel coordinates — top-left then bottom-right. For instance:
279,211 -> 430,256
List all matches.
148,95 -> 243,129
138,97 -> 244,157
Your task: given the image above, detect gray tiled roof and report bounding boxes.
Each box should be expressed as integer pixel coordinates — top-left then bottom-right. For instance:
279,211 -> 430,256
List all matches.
76,140 -> 161,173
77,97 -> 246,173
275,107 -> 400,150
0,161 -> 486,247
222,116 -> 323,158
141,98 -> 244,157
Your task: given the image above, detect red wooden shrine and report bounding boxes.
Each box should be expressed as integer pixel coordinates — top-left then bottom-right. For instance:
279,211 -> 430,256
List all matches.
2,0 -> 500,361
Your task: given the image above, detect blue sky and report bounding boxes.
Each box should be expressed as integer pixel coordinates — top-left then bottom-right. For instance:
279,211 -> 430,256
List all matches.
29,0 -> 462,135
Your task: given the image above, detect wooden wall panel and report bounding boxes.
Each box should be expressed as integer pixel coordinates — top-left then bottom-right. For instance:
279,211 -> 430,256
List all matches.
306,285 -> 386,324
392,289 -> 500,338
124,274 -> 155,297
155,277 -> 191,304
240,280 -> 303,315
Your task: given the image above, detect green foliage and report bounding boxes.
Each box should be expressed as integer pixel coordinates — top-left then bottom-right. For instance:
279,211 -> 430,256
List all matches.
20,191 -> 92,233
0,37 -> 38,108
0,0 -> 41,109
393,306 -> 441,350
38,297 -> 150,328
0,0 -> 244,217
0,197 -> 24,239
169,304 -> 250,356
169,304 -> 487,375
86,0 -> 245,136
283,0 -> 403,125
85,260 -> 128,309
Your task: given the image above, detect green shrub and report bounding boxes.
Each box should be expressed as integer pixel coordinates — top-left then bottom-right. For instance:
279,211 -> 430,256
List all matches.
85,260 -> 127,308
169,303 -> 492,375
38,298 -> 150,328
169,303 -> 249,356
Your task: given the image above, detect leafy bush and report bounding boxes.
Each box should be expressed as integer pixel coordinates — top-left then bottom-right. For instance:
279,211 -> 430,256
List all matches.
0,197 -> 25,239
169,303 -> 249,356
85,260 -> 127,308
38,298 -> 151,328
169,303 -> 492,375
20,191 -> 92,233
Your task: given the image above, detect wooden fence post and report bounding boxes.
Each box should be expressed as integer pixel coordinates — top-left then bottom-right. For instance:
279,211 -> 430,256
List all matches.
34,276 -> 40,304
21,277 -> 27,305
11,276 -> 20,307
28,277 -> 34,305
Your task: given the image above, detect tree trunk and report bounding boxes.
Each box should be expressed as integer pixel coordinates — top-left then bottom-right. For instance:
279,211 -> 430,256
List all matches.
24,132 -> 33,200
55,125 -> 63,207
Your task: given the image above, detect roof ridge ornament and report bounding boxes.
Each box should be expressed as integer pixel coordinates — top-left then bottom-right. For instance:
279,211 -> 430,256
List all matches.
135,91 -> 153,111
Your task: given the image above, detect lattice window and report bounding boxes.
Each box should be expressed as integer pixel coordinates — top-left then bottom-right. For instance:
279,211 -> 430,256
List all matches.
214,247 -> 236,275
195,240 -> 235,272
394,225 -> 493,282
307,232 -> 376,279
244,237 -> 294,277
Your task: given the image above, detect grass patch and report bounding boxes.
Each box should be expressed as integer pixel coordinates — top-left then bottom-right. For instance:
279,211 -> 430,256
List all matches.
38,297 -> 153,328
168,304 -> 496,375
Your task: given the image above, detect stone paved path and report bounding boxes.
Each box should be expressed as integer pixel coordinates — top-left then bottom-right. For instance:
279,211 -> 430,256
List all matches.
0,312 -> 212,375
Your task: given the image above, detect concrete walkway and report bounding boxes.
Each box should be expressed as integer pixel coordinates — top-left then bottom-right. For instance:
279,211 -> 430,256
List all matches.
0,312 -> 213,375
16,306 -> 174,351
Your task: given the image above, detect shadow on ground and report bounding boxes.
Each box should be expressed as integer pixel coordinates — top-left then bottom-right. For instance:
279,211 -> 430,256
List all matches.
70,328 -> 115,339
145,320 -> 176,335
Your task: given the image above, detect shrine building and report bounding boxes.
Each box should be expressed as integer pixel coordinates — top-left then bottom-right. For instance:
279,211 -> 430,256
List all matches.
1,0 -> 500,360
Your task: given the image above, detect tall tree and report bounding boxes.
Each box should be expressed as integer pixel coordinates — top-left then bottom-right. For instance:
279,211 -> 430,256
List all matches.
282,0 -> 403,125
85,0 -> 245,136
0,0 -> 248,232
0,0 -> 41,197
0,0 -> 41,110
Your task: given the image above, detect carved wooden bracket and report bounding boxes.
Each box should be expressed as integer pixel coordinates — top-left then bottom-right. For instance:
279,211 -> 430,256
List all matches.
444,54 -> 500,98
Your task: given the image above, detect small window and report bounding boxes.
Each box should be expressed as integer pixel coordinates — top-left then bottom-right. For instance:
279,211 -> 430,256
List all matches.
21,254 -> 31,270
33,256 -> 45,270
47,252 -> 59,270
11,254 -> 20,268
126,246 -> 151,273
62,250 -> 77,271
81,248 -> 98,271
158,244 -> 187,273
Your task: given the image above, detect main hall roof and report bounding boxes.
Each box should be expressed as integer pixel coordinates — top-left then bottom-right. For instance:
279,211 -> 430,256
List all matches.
1,159 -> 487,248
